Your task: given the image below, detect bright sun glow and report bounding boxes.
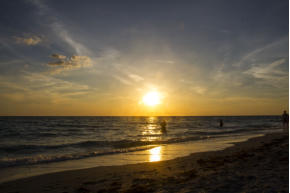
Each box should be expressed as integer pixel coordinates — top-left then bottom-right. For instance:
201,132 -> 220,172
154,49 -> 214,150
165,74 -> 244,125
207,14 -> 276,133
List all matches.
142,91 -> 161,106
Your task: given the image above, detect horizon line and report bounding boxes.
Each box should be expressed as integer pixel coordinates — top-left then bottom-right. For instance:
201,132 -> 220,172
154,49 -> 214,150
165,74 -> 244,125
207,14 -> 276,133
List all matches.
0,114 -> 283,117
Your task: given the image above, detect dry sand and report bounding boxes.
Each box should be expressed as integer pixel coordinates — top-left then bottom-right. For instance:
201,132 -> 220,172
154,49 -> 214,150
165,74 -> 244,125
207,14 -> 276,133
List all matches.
0,132 -> 288,193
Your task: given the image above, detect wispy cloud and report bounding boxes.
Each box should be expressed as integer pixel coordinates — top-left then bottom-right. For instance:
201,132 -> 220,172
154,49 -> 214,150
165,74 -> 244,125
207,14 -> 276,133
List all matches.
14,35 -> 42,46
191,86 -> 207,95
179,79 -> 208,95
0,72 -> 94,104
51,22 -> 90,55
48,54 -> 92,74
23,72 -> 89,91
212,37 -> 289,91
30,0 -> 90,55
128,74 -> 144,82
113,75 -> 133,85
245,58 -> 288,87
155,60 -> 175,64
233,37 -> 288,67
28,0 -> 148,85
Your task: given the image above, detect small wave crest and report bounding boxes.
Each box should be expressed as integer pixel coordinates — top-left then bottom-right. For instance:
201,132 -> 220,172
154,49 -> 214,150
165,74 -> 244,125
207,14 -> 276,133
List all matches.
0,134 -> 212,154
0,145 -> 157,168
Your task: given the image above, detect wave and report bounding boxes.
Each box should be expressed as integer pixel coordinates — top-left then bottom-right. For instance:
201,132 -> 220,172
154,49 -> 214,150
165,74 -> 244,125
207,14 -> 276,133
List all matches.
0,136 -> 222,168
0,145 -> 159,168
0,141 -> 110,153
1,125 -> 277,154
0,132 -> 259,168
0,134 -> 217,155
184,126 -> 275,136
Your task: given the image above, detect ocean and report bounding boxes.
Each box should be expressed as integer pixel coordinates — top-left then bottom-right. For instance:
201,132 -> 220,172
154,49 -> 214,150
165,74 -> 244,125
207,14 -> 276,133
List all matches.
0,116 -> 282,169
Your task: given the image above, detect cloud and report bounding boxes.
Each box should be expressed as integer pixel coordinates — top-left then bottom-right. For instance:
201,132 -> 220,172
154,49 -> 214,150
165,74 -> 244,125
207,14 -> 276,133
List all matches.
23,72 -> 89,91
14,35 -> 42,46
51,54 -> 66,60
30,0 -> 90,55
113,75 -> 133,85
244,58 -> 288,85
212,37 -> 289,91
191,86 -> 207,94
128,74 -> 144,82
52,23 -> 90,55
180,79 -> 207,95
48,54 -> 92,74
155,60 -> 175,64
233,37 -> 288,67
209,56 -> 288,100
0,72 -> 94,105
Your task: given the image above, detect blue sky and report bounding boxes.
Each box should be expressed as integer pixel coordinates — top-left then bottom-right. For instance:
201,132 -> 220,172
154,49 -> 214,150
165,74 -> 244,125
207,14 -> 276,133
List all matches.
0,0 -> 288,115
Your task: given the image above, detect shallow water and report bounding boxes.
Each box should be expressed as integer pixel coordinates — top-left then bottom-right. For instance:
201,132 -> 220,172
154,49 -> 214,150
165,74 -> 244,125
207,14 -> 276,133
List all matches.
0,116 -> 282,168
0,133 -> 267,183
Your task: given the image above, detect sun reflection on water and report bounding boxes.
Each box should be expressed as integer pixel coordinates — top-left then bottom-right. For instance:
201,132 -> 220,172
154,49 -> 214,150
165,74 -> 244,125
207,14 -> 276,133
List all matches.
141,117 -> 163,142
148,116 -> 156,123
149,146 -> 162,162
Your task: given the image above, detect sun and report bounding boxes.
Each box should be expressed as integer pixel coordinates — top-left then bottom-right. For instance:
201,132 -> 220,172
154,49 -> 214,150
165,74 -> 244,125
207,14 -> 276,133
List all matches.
142,91 -> 161,106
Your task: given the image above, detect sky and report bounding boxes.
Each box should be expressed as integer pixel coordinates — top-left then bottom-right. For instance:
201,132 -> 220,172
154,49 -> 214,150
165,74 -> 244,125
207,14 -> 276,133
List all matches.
0,0 -> 288,116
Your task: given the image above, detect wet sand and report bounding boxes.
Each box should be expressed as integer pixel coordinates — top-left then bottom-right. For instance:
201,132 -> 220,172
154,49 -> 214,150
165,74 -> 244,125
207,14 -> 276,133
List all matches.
0,132 -> 288,193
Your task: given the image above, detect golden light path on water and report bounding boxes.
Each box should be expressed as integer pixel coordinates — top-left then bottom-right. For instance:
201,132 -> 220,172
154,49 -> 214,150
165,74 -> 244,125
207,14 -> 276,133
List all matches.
142,116 -> 163,162
149,146 -> 162,162
141,116 -> 163,141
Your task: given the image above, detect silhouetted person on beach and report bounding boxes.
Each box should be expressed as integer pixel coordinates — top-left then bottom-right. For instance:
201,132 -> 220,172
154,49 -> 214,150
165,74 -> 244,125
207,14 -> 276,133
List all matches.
219,119 -> 223,127
160,120 -> 167,134
282,110 -> 289,130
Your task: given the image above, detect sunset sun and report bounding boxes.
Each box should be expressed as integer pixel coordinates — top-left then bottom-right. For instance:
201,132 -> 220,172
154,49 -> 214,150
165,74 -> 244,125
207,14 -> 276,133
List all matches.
142,91 -> 161,107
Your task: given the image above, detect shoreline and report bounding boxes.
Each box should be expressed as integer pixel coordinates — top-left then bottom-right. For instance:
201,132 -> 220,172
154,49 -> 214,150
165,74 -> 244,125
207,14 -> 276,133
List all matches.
0,133 -> 266,184
0,132 -> 288,193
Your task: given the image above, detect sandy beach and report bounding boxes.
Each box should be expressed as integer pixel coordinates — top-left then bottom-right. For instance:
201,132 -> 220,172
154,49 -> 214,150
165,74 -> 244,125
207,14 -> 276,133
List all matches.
0,132 -> 288,193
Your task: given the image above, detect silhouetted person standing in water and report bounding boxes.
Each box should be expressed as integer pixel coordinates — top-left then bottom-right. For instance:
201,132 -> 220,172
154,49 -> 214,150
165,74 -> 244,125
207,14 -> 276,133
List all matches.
160,120 -> 167,134
219,119 -> 223,127
282,110 -> 289,131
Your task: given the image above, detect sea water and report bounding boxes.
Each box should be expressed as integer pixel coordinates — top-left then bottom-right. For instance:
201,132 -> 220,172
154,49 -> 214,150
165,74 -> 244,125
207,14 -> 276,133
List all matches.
0,116 -> 282,168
